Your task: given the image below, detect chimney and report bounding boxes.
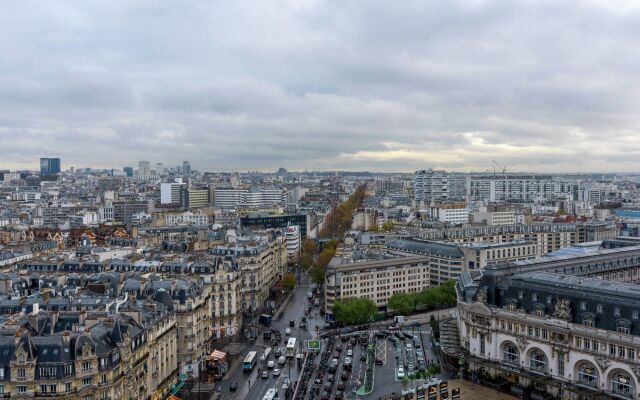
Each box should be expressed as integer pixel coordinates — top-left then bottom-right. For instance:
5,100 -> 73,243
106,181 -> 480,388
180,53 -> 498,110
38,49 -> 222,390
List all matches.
50,312 -> 59,335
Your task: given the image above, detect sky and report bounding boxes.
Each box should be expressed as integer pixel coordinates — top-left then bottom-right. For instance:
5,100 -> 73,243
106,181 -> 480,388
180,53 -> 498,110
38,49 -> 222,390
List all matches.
2,0 -> 640,173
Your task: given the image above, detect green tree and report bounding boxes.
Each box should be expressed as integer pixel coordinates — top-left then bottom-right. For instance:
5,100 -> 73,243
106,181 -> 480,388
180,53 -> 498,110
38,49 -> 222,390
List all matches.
333,298 -> 378,325
381,220 -> 395,231
310,266 -> 325,286
401,376 -> 410,391
282,272 -> 296,291
388,292 -> 415,315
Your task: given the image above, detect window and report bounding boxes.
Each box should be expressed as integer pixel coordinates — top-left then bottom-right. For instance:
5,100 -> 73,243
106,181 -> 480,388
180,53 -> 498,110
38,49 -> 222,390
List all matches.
532,293 -> 537,302
82,377 -> 92,386
65,382 -> 72,392
610,344 -> 617,356
49,385 -> 56,394
479,334 -> 485,355
580,302 -> 587,311
557,352 -> 565,376
597,304 -> 603,313
612,373 -> 635,397
17,368 -> 25,378
101,374 -> 107,384
530,350 -> 547,372
0,385 -> 4,394
614,307 -> 621,317
583,316 -> 594,327
64,365 -> 72,376
503,343 -> 519,364
617,323 -> 630,334
17,385 -> 26,393
628,348 -> 636,360
40,385 -> 48,393
83,361 -> 91,371
578,364 -> 598,387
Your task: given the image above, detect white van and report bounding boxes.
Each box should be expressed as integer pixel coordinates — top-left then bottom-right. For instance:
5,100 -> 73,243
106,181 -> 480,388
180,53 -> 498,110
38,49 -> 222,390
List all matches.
278,355 -> 286,366
267,360 -> 275,369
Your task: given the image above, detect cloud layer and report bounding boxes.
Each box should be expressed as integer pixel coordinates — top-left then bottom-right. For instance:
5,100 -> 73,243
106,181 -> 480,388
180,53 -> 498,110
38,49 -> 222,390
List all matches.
1,0 -> 640,172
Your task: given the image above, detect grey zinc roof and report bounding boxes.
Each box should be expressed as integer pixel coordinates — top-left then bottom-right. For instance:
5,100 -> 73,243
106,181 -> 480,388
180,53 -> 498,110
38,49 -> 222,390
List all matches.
385,239 -> 463,258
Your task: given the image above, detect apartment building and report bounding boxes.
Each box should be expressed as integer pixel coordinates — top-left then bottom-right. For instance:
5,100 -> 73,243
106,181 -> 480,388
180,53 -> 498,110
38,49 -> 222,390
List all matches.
430,202 -> 469,225
418,223 -> 585,256
211,232 -> 287,312
385,239 -> 536,285
324,255 -> 430,321
472,204 -> 516,226
413,169 -> 449,205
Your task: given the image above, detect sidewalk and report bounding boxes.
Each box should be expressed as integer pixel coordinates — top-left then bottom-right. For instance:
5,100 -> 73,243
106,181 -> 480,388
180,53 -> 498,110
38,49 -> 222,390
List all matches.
448,379 -> 517,399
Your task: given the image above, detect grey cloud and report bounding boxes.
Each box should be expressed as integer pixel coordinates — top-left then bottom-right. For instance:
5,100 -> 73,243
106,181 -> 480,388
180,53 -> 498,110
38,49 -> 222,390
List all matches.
1,0 -> 640,172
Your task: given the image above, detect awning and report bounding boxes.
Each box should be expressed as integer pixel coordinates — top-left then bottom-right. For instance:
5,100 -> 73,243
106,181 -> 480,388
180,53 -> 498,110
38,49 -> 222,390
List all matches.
209,350 -> 227,361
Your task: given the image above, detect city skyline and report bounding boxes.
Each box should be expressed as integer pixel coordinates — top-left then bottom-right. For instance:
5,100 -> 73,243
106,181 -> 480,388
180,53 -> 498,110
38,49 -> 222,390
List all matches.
2,1 -> 640,172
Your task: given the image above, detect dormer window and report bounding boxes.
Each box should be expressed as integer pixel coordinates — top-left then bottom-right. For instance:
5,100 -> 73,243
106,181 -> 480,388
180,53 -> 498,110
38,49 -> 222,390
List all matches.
580,302 -> 587,311
518,291 -> 523,299
532,293 -> 537,302
583,314 -> 594,327
596,304 -> 603,314
615,307 -> 621,317
617,320 -> 631,334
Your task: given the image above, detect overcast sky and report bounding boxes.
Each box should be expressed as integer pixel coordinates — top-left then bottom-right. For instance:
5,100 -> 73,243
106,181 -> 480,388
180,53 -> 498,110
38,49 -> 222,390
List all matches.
2,0 -> 640,173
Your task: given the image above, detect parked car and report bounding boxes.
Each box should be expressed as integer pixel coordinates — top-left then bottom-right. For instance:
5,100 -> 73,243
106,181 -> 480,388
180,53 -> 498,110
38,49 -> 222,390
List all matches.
397,367 -> 405,379
230,382 -> 238,392
285,327 -> 291,335
262,371 -> 269,379
273,369 -> 281,377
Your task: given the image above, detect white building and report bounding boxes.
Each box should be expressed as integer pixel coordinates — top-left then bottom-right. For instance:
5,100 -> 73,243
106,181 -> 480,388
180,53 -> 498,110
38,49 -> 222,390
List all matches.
413,169 -> 449,206
212,188 -> 285,209
472,205 -> 516,226
160,181 -> 186,204
285,225 -> 300,260
430,203 -> 469,225
165,211 -> 210,227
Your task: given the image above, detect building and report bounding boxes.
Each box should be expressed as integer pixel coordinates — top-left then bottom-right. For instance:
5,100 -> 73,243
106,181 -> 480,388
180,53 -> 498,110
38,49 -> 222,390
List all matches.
324,255 -> 430,320
385,239 -> 537,285
240,214 -> 310,238
182,161 -> 191,175
418,223 -> 584,257
123,167 -> 134,177
285,225 -> 300,261
211,232 -> 287,312
430,202 -> 469,225
452,244 -> 640,399
469,174 -> 567,202
472,204 -> 517,226
138,161 -> 151,176
113,202 -> 149,226
165,211 -> 210,227
413,169 -> 449,205
179,188 -> 209,209
160,181 -> 186,204
39,157 -> 61,175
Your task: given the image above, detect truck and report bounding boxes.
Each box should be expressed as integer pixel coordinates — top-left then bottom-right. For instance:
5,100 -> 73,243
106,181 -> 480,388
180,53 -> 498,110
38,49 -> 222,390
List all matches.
259,314 -> 273,326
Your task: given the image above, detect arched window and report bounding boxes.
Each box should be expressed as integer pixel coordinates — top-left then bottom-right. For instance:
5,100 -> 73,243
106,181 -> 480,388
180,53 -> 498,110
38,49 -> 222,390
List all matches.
577,363 -> 598,387
503,343 -> 519,364
530,350 -> 547,372
612,372 -> 635,397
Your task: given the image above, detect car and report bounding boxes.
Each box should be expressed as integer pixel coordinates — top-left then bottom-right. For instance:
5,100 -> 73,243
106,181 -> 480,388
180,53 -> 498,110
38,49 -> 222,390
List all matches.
341,373 -> 349,381
267,360 -> 275,369
229,382 -> 238,392
335,390 -> 344,400
273,369 -> 281,377
285,327 -> 291,335
346,349 -> 353,357
375,358 -> 384,365
337,382 -> 346,390
360,354 -> 367,361
397,367 -> 405,379
344,356 -> 352,365
314,378 -> 323,385
327,374 -> 334,382
335,345 -> 342,352
262,371 -> 269,379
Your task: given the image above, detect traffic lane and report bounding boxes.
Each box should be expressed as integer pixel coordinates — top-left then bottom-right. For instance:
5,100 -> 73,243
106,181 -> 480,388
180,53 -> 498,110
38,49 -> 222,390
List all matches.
250,357 -> 299,400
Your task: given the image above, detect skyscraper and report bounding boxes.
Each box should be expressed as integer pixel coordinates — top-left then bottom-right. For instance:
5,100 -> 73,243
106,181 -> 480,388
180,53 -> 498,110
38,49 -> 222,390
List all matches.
138,161 -> 150,176
123,167 -> 134,177
182,161 -> 191,175
40,157 -> 61,175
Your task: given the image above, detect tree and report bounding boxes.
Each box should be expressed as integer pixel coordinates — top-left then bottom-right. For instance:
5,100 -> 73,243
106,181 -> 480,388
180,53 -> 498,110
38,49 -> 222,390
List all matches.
333,298 -> 378,325
282,273 -> 296,291
310,266 -> 325,286
401,376 -> 410,391
300,239 -> 318,270
388,293 -> 415,315
381,220 -> 395,231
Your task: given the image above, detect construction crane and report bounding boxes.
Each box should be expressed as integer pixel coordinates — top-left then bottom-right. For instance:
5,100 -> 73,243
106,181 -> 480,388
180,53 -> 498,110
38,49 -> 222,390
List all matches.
492,160 -> 507,174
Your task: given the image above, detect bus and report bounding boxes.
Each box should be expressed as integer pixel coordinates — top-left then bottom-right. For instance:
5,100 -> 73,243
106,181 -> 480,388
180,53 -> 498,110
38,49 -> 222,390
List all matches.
262,388 -> 279,400
286,337 -> 296,358
260,347 -> 272,363
243,351 -> 258,372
